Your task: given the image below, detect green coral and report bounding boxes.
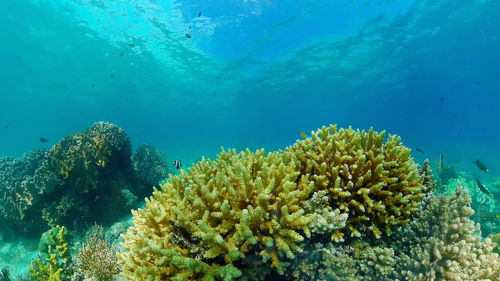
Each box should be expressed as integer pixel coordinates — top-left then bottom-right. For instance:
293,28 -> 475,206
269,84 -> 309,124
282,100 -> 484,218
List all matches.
119,124 -> 428,280
290,125 -> 426,239
120,148 -> 315,280
29,226 -> 73,281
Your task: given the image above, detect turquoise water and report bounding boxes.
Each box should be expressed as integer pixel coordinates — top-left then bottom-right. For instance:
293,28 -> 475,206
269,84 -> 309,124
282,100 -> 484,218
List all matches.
1,0 -> 500,279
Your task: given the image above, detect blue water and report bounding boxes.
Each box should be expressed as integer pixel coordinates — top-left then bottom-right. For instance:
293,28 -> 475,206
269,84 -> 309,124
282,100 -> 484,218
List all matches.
1,0 -> 499,175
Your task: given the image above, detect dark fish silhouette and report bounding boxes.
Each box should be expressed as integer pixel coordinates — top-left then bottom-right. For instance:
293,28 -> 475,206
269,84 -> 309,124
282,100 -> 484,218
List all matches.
40,137 -> 48,143
475,178 -> 492,195
439,97 -> 445,102
438,154 -> 444,172
185,33 -> 192,38
188,25 -> 191,29
120,51 -> 125,56
110,74 -> 115,78
91,84 -> 95,87
4,125 -> 7,129
415,148 -> 424,153
473,159 -> 488,172
475,81 -> 480,86
129,43 -> 135,47
173,160 -> 182,170
198,11 -> 202,17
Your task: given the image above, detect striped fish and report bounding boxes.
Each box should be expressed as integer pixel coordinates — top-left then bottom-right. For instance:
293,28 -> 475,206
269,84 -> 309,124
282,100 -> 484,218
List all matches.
173,160 -> 182,170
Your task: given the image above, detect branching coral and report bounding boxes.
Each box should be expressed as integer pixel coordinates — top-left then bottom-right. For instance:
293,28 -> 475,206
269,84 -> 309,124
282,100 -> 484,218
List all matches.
76,224 -> 121,281
29,226 -> 73,281
289,125 -> 426,239
131,144 -> 169,196
119,148 -> 316,280
393,181 -> 500,280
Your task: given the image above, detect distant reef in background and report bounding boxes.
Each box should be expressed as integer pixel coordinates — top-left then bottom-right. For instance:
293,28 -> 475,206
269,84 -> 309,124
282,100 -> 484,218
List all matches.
0,121 -> 169,237
1,124 -> 499,281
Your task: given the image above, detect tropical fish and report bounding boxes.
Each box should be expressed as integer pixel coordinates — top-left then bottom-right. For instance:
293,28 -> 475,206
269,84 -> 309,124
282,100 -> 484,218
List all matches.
300,132 -> 308,139
438,154 -> 444,172
415,148 -> 424,153
185,33 -> 192,38
129,43 -> 135,47
198,11 -> 202,17
475,178 -> 492,195
173,160 -> 182,170
40,137 -> 48,143
473,159 -> 488,172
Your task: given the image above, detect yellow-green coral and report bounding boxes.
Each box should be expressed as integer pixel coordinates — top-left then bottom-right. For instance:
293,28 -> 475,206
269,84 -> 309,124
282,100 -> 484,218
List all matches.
119,148 -> 315,280
119,125 -> 428,280
289,125 -> 425,238
29,225 -> 73,281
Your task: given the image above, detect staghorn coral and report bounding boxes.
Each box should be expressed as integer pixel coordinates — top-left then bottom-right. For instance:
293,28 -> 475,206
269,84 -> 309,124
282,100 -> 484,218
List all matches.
289,125 -> 426,239
393,181 -> 500,281
119,148 -> 316,280
76,224 -> 121,281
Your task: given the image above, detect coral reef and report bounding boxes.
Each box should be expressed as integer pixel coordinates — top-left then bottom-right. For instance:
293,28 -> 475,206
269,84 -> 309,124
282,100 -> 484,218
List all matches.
0,122 -> 166,234
0,150 -> 59,233
48,121 -> 132,195
119,148 -> 317,280
131,144 -> 169,197
289,125 -> 426,239
75,224 -> 121,281
393,181 -> 500,280
29,226 -> 73,281
419,158 -> 436,193
119,125 -> 430,280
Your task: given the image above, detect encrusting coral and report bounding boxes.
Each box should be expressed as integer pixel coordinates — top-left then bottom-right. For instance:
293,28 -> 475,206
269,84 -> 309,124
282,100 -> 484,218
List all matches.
289,125 -> 426,239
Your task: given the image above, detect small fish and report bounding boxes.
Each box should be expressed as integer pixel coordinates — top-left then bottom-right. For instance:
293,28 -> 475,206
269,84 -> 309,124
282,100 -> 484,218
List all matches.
93,195 -> 100,202
475,81 -> 480,86
4,125 -> 7,129
300,132 -> 312,139
40,137 -> 48,143
110,74 -> 115,78
475,178 -> 492,195
120,51 -> 125,56
185,183 -> 190,188
197,11 -> 202,17
496,76 -> 500,81
439,97 -> 445,102
173,160 -> 182,170
129,43 -> 135,47
185,33 -> 192,38
188,25 -> 191,29
438,154 -> 444,172
91,84 -> 95,87
473,159 -> 488,172
415,148 -> 424,153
